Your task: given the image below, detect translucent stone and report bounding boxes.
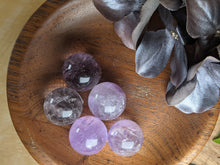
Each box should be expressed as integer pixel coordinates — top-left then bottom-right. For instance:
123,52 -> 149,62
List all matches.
88,82 -> 126,120
69,116 -> 107,155
62,52 -> 101,91
43,87 -> 83,126
108,120 -> 143,156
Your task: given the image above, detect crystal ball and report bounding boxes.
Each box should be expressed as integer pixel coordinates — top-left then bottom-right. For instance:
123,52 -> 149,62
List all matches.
88,82 -> 126,120
43,87 -> 83,126
108,120 -> 143,156
62,52 -> 101,91
69,116 -> 107,155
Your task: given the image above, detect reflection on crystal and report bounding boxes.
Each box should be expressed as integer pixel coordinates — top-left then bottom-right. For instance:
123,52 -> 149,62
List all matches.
79,77 -> 90,84
86,139 -> 98,149
68,64 -> 72,70
50,98 -> 54,104
62,110 -> 73,118
104,106 -> 116,113
121,141 -> 134,149
76,128 -> 80,133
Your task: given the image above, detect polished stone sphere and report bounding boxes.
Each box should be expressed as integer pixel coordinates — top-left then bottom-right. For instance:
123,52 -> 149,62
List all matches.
62,52 -> 101,91
43,87 -> 83,125
88,82 -> 126,120
69,116 -> 107,155
108,120 -> 143,156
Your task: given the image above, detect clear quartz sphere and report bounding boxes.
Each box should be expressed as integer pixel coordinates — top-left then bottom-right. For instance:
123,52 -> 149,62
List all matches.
69,116 -> 108,155
43,87 -> 83,126
88,82 -> 126,120
108,120 -> 143,156
62,52 -> 101,92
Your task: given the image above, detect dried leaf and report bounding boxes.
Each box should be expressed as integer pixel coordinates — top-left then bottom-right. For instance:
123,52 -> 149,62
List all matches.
170,41 -> 187,88
174,56 -> 220,113
208,62 -> 220,87
132,0 -> 160,48
135,29 -> 175,78
159,0 -> 183,11
195,36 -> 220,63
186,0 -> 220,38
158,5 -> 174,30
114,12 -> 140,50
187,56 -> 220,81
166,76 -> 197,106
171,7 -> 196,45
93,0 -> 146,21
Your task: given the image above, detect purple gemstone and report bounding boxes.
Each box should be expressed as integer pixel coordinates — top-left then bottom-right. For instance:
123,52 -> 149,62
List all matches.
88,82 -> 126,120
108,120 -> 143,156
62,52 -> 101,91
43,87 -> 83,126
69,116 -> 107,155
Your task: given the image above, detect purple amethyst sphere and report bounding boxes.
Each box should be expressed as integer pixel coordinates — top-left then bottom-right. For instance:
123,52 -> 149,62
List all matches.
43,87 -> 83,126
69,116 -> 107,155
62,52 -> 101,91
108,120 -> 143,156
88,82 -> 126,120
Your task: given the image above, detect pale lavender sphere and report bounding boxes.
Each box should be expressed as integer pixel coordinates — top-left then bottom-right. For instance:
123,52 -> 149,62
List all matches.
108,120 -> 143,156
69,116 -> 107,155
62,52 -> 101,92
88,82 -> 126,120
43,87 -> 83,126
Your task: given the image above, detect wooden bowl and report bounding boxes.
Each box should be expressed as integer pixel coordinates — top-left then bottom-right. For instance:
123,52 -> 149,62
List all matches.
7,0 -> 220,164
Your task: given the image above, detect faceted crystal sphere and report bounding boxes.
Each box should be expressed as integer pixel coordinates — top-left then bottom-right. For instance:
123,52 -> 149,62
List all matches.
43,87 -> 83,126
88,82 -> 126,120
108,120 -> 143,157
69,116 -> 107,155
62,52 -> 101,91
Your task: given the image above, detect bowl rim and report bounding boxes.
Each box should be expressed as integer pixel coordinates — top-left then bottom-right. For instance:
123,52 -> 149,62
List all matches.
6,0 -> 220,164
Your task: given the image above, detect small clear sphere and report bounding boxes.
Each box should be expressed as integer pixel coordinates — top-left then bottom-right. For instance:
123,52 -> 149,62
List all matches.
69,116 -> 107,155
62,52 -> 101,91
43,87 -> 83,126
108,120 -> 143,156
88,82 -> 126,120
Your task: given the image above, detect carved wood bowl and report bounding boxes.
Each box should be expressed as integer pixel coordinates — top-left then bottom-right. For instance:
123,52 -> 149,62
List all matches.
7,0 -> 220,164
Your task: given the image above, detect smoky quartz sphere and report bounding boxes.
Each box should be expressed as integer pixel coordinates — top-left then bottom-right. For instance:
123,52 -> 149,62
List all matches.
43,87 -> 83,126
108,120 -> 143,156
88,82 -> 126,120
69,116 -> 108,155
62,52 -> 101,91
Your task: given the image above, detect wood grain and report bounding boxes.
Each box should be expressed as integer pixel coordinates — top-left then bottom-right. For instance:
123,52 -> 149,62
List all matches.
6,0 -> 220,165
0,0 -> 44,165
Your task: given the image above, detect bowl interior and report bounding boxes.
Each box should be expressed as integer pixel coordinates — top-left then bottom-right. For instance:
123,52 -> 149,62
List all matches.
7,0 -> 219,164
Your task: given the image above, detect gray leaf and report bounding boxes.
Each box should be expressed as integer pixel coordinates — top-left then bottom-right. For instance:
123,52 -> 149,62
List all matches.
186,0 -> 220,38
208,62 -> 220,88
175,66 -> 219,114
171,7 -> 196,45
170,41 -> 187,88
93,0 -> 146,22
166,76 -> 197,106
158,5 -> 174,30
187,56 -> 220,81
114,12 -> 140,50
132,0 -> 160,48
174,56 -> 220,113
135,29 -> 175,78
159,0 -> 183,11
